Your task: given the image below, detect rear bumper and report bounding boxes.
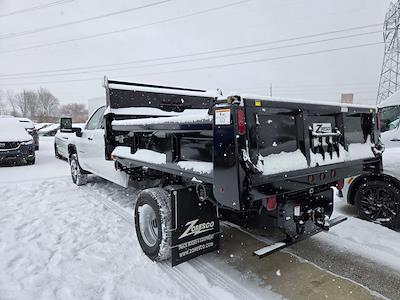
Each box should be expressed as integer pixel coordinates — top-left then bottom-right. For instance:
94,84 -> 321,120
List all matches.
0,144 -> 35,162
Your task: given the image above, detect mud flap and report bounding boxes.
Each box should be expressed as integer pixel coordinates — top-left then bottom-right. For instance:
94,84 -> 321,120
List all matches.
170,186 -> 220,267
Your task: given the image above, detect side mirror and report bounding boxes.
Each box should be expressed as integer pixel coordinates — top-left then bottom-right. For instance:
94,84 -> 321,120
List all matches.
60,117 -> 72,132
60,117 -> 83,137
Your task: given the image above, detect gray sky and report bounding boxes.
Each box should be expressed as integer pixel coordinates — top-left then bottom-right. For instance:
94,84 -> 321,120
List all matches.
0,0 -> 392,105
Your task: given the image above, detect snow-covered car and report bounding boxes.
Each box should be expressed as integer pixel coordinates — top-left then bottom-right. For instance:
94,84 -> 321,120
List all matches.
38,123 -> 59,136
342,92 -> 400,229
54,123 -> 85,159
34,123 -> 52,131
16,117 -> 39,150
0,118 -> 35,165
0,116 -> 39,150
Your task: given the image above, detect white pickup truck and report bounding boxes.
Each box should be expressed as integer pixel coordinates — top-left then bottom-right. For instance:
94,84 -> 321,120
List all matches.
342,92 -> 400,229
63,106 -> 129,187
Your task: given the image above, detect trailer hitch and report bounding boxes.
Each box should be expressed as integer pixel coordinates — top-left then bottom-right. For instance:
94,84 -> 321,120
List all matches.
253,215 -> 347,258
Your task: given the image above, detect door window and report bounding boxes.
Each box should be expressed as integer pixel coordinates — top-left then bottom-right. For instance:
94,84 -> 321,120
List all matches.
380,105 -> 400,132
86,106 -> 105,130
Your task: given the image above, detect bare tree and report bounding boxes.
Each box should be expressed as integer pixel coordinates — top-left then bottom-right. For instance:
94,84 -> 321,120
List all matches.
0,90 -> 8,115
60,103 -> 88,122
9,90 -> 38,117
7,90 -> 18,116
37,87 -> 59,121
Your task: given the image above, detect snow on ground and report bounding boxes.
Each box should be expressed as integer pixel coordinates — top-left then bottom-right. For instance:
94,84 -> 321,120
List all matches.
315,193 -> 400,272
0,137 -> 69,183
0,137 -> 278,300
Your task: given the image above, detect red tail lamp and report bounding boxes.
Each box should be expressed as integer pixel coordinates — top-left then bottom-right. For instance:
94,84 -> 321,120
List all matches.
266,195 -> 277,211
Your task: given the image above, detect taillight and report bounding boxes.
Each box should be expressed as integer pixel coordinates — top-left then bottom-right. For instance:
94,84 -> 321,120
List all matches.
237,108 -> 246,135
376,112 -> 381,131
266,195 -> 277,211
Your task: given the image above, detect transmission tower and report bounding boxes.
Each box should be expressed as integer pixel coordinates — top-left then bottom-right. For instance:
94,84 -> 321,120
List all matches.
377,0 -> 400,104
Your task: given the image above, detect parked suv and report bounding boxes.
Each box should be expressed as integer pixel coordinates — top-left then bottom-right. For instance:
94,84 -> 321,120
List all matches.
17,117 -> 39,150
0,118 -> 35,165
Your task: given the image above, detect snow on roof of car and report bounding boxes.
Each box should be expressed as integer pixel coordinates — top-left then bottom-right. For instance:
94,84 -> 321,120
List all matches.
0,118 -> 32,142
378,90 -> 400,108
16,117 -> 34,129
38,123 -> 60,133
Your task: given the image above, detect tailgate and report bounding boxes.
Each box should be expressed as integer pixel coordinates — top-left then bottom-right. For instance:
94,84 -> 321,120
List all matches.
244,98 -> 379,176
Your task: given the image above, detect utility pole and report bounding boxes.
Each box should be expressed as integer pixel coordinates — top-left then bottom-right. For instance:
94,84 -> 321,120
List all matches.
269,83 -> 273,97
377,0 -> 400,104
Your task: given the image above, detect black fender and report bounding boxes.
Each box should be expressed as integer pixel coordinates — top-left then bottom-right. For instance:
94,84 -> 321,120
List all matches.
347,173 -> 400,205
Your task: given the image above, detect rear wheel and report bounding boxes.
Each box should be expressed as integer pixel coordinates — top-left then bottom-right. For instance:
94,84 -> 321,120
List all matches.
70,154 -> 88,186
134,188 -> 172,261
355,180 -> 400,229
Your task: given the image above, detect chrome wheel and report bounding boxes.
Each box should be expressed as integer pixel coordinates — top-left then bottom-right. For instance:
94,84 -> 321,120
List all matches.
138,204 -> 158,247
70,159 -> 79,180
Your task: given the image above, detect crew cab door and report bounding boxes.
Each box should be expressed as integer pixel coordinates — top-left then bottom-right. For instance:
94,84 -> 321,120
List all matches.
80,106 -> 129,187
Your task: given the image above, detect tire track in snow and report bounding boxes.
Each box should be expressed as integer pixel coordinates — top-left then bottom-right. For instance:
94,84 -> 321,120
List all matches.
79,186 -> 214,300
79,185 -> 264,300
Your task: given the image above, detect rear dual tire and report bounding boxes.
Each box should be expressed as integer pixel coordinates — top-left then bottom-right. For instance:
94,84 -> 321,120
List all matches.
134,188 -> 172,261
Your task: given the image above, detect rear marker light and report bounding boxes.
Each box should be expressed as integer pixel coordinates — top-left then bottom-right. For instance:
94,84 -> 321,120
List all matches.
237,109 -> 246,135
266,195 -> 277,211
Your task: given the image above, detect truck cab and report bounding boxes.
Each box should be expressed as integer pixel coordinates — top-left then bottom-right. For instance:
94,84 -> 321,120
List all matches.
64,106 -> 129,187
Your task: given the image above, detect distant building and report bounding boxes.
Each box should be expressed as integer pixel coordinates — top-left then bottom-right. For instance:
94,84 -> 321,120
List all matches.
341,93 -> 354,104
87,96 -> 105,116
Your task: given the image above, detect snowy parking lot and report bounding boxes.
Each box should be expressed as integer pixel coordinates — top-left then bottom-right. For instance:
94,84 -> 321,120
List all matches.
1,137 -> 400,300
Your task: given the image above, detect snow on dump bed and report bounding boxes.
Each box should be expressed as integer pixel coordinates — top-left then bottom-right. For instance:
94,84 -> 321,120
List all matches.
108,83 -> 219,98
0,118 -> 32,142
239,94 -> 376,110
112,147 -> 166,164
257,150 -> 308,175
105,106 -> 208,117
310,143 -> 374,167
258,143 -> 375,175
177,161 -> 213,174
112,111 -> 212,127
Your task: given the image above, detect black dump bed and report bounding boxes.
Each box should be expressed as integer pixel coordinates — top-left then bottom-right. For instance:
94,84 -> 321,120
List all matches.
104,79 -> 382,210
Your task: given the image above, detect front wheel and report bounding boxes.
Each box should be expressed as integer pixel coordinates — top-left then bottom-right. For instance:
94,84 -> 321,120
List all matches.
355,180 -> 400,229
134,188 -> 172,261
26,157 -> 35,165
70,154 -> 88,186
54,144 -> 62,159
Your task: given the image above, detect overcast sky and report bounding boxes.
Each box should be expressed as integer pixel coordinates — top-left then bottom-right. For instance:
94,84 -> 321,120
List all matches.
0,0 -> 392,105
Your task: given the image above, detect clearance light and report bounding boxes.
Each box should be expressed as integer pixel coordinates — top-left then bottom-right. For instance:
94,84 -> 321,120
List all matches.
266,195 -> 277,211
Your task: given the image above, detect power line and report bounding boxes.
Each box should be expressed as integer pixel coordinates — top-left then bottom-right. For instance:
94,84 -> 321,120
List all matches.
0,0 -> 174,40
0,41 -> 383,87
0,30 -> 381,80
0,0 -> 346,55
0,0 -> 74,18
1,24 -> 382,75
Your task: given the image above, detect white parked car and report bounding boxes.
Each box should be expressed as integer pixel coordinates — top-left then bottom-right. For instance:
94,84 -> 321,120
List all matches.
54,123 -> 85,159
342,92 -> 400,228
38,123 -> 59,136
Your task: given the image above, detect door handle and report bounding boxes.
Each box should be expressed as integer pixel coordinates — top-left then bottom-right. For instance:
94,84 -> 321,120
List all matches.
87,137 -> 93,141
